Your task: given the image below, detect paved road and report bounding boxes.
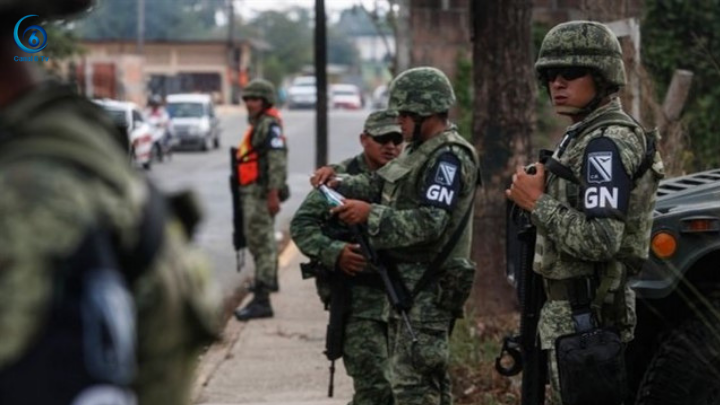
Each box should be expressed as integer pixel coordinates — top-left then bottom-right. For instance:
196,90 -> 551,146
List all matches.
150,108 -> 371,300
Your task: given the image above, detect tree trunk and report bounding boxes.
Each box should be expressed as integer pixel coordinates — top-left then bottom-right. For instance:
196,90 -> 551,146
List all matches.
471,0 -> 535,316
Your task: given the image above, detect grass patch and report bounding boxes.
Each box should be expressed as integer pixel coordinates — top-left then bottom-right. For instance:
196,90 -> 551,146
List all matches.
450,314 -> 522,405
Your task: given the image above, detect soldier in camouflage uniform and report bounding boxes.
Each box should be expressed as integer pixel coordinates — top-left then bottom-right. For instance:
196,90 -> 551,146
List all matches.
506,21 -> 665,404
234,79 -> 289,321
291,110 -> 403,405
312,67 -> 481,405
0,1 -> 222,404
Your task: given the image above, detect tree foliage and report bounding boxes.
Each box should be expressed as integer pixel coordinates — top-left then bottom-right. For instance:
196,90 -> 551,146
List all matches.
643,0 -> 720,170
245,8 -> 313,86
76,0 -> 223,40
242,7 -> 360,85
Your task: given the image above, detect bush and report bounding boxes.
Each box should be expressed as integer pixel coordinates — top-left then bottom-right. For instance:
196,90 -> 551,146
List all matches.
643,0 -> 720,170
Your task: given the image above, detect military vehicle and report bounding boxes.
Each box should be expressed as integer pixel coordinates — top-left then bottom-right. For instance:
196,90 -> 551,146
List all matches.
627,168 -> 720,404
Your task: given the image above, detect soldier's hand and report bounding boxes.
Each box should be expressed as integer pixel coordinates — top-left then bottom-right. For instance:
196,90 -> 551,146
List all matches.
338,244 -> 367,275
330,199 -> 371,225
311,166 -> 336,187
267,189 -> 281,216
506,163 -> 545,211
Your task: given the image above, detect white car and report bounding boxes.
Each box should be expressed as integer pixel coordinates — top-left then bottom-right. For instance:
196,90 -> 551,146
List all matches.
166,93 -> 220,151
330,84 -> 363,110
94,99 -> 154,170
287,76 -> 317,109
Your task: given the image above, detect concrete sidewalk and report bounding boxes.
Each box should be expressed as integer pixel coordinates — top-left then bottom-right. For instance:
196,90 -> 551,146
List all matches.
193,242 -> 353,405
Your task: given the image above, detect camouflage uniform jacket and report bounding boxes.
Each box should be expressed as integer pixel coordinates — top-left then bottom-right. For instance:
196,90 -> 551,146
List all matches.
291,153 -> 386,320
244,111 -> 287,192
532,98 -> 664,349
338,128 -> 479,326
0,83 -> 221,404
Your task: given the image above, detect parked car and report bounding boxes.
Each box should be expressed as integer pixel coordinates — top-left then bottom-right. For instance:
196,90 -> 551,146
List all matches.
330,84 -> 363,110
94,99 -> 153,170
166,93 -> 221,151
287,76 -> 317,109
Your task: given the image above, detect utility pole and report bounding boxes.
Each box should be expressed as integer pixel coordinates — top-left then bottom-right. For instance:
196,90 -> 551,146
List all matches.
394,0 -> 411,73
228,0 -> 239,104
137,0 -> 145,55
315,0 -> 328,168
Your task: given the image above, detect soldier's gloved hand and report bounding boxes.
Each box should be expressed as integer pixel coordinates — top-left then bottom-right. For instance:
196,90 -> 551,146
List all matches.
311,166 -> 336,188
338,243 -> 367,276
267,189 -> 281,216
330,199 -> 371,225
506,163 -> 546,212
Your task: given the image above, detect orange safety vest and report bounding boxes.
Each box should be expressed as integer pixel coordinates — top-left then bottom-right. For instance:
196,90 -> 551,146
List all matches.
237,108 -> 284,186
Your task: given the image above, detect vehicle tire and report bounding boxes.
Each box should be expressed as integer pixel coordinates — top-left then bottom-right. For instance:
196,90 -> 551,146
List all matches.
213,135 -> 220,149
201,136 -> 210,152
634,297 -> 720,405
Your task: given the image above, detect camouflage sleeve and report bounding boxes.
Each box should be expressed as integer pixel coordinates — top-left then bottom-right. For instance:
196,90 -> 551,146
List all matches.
290,189 -> 346,269
0,162 -> 95,369
328,156 -> 353,174
531,195 -> 626,260
336,171 -> 383,201
531,127 -> 644,261
366,147 -> 476,249
254,117 -> 287,191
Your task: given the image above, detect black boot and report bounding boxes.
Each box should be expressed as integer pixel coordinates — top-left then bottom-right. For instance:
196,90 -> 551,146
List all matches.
234,289 -> 273,321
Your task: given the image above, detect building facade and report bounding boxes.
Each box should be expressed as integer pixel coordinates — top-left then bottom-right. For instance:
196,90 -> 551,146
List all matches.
78,38 -> 267,105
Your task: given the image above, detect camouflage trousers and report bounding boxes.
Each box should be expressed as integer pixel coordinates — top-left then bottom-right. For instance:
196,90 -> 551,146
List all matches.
388,319 -> 452,405
240,185 -> 278,290
343,317 -> 393,405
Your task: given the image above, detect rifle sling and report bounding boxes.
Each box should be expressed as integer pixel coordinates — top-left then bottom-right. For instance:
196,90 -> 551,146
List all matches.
410,191 -> 476,298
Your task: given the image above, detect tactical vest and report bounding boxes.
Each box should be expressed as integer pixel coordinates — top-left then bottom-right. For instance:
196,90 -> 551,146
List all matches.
534,108 -> 663,283
376,130 -> 479,266
237,109 -> 283,186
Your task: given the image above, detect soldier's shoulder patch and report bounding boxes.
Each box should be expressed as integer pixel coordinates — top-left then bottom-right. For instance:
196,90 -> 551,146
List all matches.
587,150 -> 614,184
268,123 -> 285,149
422,151 -> 462,210
581,137 -> 631,219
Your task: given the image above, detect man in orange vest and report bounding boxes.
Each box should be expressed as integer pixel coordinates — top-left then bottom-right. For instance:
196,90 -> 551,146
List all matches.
234,79 -> 288,321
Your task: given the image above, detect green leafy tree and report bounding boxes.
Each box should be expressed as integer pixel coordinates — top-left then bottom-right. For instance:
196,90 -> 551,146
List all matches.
76,0 -> 221,40
643,0 -> 720,170
247,8 -> 313,81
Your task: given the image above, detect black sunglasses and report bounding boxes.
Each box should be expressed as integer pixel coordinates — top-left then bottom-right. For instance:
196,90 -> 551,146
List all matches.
371,133 -> 404,146
542,67 -> 591,82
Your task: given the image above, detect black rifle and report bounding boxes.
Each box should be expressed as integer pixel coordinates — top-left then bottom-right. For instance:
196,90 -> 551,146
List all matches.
299,258 -> 350,398
318,185 -> 418,343
229,147 -> 246,272
495,165 -> 548,405
324,269 -> 351,397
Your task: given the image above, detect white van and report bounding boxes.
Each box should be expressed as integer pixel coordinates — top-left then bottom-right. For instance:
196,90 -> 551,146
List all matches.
166,93 -> 221,151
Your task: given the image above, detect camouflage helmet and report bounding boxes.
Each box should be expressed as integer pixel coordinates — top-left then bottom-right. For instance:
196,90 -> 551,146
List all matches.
0,0 -> 93,20
243,79 -> 276,105
363,110 -> 401,137
388,67 -> 456,117
535,20 -> 626,88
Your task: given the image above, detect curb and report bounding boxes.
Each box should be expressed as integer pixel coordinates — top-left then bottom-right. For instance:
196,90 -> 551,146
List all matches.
192,232 -> 296,403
